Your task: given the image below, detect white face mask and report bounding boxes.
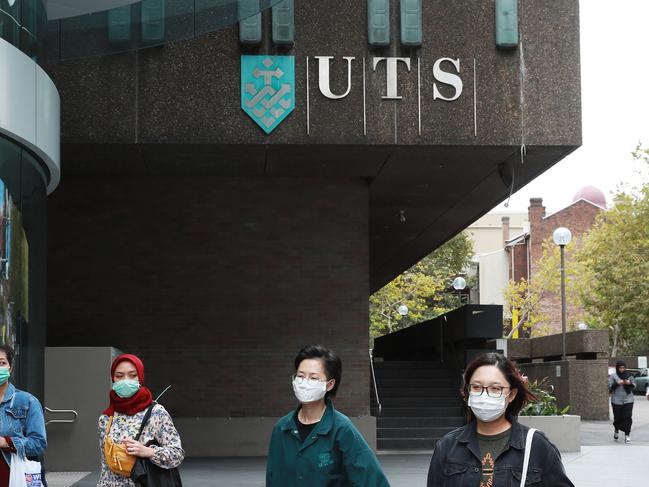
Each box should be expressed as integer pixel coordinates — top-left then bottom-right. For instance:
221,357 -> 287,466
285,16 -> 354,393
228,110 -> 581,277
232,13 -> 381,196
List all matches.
468,392 -> 509,422
292,377 -> 328,403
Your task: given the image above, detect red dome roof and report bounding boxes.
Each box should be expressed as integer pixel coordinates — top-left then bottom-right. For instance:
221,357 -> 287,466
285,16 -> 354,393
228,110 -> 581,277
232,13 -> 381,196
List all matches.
572,186 -> 606,208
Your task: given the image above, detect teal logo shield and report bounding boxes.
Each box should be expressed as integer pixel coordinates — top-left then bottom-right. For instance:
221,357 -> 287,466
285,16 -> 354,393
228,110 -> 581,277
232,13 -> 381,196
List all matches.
241,55 -> 295,134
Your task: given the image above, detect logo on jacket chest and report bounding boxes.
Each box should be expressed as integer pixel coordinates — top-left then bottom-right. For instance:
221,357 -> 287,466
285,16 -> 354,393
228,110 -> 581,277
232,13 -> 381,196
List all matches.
318,451 -> 334,469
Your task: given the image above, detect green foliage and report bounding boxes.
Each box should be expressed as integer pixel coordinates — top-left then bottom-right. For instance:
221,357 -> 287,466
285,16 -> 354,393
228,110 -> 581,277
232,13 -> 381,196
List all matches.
632,142 -> 649,164
504,240 -> 589,337
575,187 -> 649,356
519,378 -> 570,416
369,232 -> 474,340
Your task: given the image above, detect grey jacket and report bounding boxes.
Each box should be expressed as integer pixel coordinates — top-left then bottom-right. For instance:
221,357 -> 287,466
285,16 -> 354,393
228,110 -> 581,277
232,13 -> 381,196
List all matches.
608,373 -> 635,405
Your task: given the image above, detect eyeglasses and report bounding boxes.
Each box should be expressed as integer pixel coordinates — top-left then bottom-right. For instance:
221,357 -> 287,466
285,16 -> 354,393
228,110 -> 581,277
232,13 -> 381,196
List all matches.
292,375 -> 328,387
468,383 -> 511,398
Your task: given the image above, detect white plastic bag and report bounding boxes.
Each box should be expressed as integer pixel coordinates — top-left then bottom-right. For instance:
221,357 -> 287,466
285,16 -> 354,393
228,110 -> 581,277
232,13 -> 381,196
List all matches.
9,454 -> 42,487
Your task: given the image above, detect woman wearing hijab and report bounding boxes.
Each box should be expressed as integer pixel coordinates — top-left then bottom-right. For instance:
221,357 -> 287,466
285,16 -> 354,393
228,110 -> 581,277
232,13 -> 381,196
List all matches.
0,345 -> 47,487
427,353 -> 573,486
266,345 -> 390,486
98,353 -> 184,486
608,359 -> 636,443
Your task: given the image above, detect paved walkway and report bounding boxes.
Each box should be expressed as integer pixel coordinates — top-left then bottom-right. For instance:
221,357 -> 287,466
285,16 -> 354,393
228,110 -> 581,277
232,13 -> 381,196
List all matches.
62,397 -> 649,486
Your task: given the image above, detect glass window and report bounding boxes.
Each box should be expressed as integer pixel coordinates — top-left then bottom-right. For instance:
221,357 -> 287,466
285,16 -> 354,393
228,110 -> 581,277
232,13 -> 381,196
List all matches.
0,135 -> 47,399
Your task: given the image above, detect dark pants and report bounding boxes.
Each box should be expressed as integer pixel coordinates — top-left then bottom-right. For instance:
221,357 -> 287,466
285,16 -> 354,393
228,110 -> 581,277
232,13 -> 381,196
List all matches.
612,402 -> 633,435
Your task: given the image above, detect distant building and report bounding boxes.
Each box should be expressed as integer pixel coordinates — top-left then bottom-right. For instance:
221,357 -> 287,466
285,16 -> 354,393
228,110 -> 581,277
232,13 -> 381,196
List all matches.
469,186 -> 607,335
468,212 -> 527,306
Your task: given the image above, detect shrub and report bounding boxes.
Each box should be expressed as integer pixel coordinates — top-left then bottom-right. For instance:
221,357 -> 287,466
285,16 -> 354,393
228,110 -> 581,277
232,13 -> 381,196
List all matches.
519,377 -> 570,416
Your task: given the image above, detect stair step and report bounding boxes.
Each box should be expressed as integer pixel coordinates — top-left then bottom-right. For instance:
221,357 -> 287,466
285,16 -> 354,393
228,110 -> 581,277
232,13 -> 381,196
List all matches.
373,406 -> 465,417
373,361 -> 445,368
377,438 -> 440,450
374,368 -> 455,379
376,387 -> 458,397
378,417 -> 465,428
374,396 -> 462,407
374,378 -> 458,388
378,427 -> 457,439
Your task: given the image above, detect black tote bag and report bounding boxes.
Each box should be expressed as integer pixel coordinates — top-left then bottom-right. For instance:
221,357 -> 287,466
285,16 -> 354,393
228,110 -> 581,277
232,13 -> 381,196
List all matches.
130,403 -> 183,487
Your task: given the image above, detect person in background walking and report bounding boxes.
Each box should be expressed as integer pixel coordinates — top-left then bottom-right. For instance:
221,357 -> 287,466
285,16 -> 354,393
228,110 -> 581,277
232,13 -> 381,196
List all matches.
608,359 -> 635,443
266,345 -> 390,486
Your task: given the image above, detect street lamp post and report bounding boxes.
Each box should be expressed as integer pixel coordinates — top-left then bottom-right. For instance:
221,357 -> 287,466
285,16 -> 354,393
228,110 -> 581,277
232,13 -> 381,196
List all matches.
553,227 -> 572,361
452,276 -> 467,307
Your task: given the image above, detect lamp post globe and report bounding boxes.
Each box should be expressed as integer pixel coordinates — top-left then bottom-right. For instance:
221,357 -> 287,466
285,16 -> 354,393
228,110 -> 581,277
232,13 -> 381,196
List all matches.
552,227 -> 572,246
452,277 -> 467,307
452,277 -> 466,290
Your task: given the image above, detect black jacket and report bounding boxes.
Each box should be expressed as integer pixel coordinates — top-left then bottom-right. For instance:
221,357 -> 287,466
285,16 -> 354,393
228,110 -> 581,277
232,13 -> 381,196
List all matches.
427,419 -> 574,486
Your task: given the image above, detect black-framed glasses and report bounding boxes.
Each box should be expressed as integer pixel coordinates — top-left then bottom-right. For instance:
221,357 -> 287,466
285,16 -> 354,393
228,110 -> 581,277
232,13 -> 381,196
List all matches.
292,374 -> 328,387
468,383 -> 510,398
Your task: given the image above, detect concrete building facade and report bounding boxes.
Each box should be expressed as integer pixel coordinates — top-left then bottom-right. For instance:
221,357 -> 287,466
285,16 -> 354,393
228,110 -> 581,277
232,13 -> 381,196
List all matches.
1,0 -> 582,459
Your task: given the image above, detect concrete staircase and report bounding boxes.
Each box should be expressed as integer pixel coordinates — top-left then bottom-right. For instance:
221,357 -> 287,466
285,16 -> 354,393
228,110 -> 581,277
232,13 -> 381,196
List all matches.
371,361 -> 466,450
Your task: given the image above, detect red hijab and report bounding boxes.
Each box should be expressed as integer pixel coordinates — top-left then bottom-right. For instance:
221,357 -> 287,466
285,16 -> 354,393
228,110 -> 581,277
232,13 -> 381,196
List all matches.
103,354 -> 153,416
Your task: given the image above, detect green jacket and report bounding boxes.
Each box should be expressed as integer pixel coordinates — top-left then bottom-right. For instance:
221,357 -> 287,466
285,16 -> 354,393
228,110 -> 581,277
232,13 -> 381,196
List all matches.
266,400 -> 390,486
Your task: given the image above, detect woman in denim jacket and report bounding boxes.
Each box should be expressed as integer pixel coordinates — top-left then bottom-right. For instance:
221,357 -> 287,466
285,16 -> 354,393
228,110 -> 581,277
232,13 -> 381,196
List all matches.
427,353 -> 573,487
0,345 -> 47,487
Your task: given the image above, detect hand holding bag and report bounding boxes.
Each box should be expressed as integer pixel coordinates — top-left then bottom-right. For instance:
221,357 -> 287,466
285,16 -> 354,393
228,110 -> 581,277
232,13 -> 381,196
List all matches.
104,415 -> 137,476
130,404 -> 182,487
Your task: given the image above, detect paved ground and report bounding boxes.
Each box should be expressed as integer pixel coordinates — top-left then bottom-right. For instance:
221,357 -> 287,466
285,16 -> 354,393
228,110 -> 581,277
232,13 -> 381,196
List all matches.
65,396 -> 649,486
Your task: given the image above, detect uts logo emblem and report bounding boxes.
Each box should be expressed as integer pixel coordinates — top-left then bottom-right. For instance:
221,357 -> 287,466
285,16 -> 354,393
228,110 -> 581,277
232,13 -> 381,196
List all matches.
241,55 -> 295,134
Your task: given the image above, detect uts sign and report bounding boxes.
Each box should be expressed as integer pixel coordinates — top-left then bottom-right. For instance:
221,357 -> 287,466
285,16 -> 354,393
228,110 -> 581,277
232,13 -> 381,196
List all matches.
241,54 -> 467,134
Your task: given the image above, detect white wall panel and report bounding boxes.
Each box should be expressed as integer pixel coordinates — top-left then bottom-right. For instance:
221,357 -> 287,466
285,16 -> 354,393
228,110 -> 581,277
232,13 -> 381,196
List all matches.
0,38 -> 60,193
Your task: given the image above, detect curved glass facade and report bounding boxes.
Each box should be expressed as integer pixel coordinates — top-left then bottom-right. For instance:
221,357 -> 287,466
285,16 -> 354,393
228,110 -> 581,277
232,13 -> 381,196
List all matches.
0,0 -> 48,65
0,135 -> 47,396
47,0 -> 284,60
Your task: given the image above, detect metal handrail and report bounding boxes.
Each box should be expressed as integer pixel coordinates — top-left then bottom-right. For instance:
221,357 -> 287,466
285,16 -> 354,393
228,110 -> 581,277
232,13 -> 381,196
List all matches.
45,407 -> 79,425
369,349 -> 382,415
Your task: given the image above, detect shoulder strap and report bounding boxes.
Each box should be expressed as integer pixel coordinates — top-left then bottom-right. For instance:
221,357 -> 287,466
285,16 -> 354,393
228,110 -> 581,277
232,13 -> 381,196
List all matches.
105,415 -> 114,435
520,428 -> 537,486
135,403 -> 157,442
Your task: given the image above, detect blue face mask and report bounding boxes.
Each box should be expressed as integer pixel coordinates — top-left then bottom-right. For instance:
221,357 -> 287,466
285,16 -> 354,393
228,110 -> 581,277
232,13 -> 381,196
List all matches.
112,379 -> 141,398
0,367 -> 10,385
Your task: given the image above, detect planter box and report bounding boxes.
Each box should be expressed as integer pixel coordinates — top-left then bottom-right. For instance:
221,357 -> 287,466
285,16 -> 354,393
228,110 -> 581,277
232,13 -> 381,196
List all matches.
518,415 -> 581,452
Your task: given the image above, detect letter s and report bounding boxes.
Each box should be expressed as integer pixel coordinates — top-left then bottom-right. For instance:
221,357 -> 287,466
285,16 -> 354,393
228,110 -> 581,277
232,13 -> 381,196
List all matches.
433,58 -> 463,102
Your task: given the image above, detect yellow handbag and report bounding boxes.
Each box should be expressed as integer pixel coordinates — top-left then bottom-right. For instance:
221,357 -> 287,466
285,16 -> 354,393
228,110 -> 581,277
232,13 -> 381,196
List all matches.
104,415 -> 137,476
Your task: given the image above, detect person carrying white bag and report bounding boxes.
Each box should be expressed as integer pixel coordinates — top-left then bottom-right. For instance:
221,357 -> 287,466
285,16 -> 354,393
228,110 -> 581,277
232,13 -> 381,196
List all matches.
8,455 -> 42,487
0,345 -> 47,487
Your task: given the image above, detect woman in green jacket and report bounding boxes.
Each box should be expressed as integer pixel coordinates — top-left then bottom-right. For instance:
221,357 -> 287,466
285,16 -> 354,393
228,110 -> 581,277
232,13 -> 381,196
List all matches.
266,345 -> 390,487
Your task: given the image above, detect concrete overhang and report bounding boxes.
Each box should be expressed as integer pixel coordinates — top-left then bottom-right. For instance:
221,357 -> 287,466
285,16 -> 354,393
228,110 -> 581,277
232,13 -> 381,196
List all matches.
48,0 -> 582,292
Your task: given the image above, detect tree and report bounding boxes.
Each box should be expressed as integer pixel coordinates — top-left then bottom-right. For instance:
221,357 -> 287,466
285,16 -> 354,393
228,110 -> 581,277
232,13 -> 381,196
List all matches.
369,232 -> 474,340
571,142 -> 649,355
503,239 -> 589,338
576,190 -> 649,356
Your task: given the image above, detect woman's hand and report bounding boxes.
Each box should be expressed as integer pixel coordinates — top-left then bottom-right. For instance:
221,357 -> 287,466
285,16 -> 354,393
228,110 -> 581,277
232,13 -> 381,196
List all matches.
0,437 -> 8,449
618,380 -> 625,385
123,439 -> 155,459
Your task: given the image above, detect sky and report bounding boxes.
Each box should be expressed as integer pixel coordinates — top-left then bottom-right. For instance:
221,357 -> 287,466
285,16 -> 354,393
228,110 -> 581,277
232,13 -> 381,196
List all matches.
492,0 -> 649,214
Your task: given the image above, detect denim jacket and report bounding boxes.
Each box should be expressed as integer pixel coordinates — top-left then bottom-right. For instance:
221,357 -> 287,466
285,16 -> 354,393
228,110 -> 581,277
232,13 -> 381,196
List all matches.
427,419 -> 574,487
0,383 -> 47,465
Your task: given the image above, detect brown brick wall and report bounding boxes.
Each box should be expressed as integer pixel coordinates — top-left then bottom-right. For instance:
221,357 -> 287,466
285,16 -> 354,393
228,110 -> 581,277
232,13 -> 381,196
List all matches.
510,242 -> 529,282
528,199 -> 602,335
46,175 -> 371,417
